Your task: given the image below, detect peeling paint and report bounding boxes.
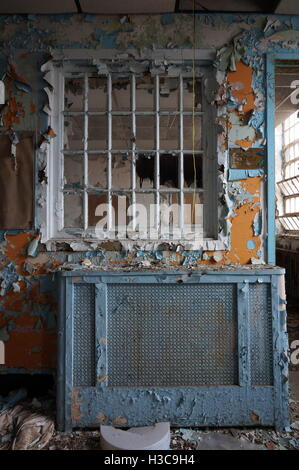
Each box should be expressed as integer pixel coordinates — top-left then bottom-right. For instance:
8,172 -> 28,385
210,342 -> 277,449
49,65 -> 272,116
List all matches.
0,11 -> 293,373
114,416 -> 128,426
71,389 -> 84,423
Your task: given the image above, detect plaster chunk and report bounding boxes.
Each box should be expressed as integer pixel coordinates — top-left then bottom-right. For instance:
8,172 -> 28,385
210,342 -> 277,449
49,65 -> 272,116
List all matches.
100,422 -> 170,450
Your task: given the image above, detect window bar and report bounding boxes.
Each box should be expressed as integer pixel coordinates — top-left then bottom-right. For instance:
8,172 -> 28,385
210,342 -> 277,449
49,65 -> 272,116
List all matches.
288,218 -> 297,230
179,74 -> 184,231
284,218 -> 292,230
285,193 -> 299,200
131,74 -> 137,232
287,179 -> 298,195
155,75 -> 160,237
288,217 -> 296,230
285,156 -> 299,167
289,217 -> 298,230
283,214 -> 297,230
279,217 -> 287,230
83,73 -> 89,230
107,74 -> 113,232
282,120 -> 286,180
291,178 -> 299,192
284,181 -> 293,196
60,72 -> 66,233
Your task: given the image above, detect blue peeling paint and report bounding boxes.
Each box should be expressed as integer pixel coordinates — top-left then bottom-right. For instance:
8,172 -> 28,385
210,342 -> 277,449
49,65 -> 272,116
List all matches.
247,240 -> 256,250
253,211 -> 262,236
0,11 -> 295,377
182,251 -> 203,266
228,169 -> 264,181
57,268 -> 288,431
84,15 -> 99,23
93,28 -> 118,48
39,276 -> 57,294
161,14 -> 175,26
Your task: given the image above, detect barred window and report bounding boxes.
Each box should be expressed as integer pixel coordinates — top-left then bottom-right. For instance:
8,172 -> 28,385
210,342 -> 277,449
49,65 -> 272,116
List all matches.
277,110 -> 299,231
49,60 -> 217,244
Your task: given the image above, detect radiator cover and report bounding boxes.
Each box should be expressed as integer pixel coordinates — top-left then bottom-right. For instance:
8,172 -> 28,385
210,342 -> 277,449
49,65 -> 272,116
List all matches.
57,268 -> 289,431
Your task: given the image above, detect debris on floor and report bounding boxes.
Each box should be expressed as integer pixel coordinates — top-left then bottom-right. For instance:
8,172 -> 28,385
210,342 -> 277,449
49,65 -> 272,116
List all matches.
100,422 -> 170,450
178,428 -> 202,443
0,389 -> 54,450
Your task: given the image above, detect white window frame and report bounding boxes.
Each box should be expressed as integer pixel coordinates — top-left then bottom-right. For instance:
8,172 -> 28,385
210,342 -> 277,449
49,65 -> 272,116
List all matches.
40,50 -> 228,251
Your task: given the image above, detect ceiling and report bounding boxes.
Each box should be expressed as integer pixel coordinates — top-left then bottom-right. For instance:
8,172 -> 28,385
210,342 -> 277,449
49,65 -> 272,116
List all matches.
0,0 -> 299,15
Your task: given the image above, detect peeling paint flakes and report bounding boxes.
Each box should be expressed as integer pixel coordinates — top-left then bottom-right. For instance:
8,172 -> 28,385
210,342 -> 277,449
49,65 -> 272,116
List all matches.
71,389 -> 84,423
97,412 -> 106,424
12,281 -> 20,293
98,374 -> 108,383
114,416 -> 128,426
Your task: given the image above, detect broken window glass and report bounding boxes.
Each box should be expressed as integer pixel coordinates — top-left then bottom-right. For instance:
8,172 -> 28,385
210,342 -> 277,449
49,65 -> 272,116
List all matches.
88,154 -> 107,188
88,115 -> 107,150
112,154 -> 131,189
159,77 -> 179,111
183,115 -> 202,150
160,154 -> 179,189
136,153 -> 155,189
184,193 -> 203,227
160,115 -> 179,151
160,193 -> 180,238
184,154 -> 203,189
183,78 -> 202,111
88,77 -> 107,112
64,116 -> 84,150
136,192 -> 155,237
88,193 -> 107,228
65,77 -> 84,111
64,193 -> 83,228
136,116 -> 155,150
136,75 -> 154,111
64,154 -> 84,187
112,116 -> 131,149
59,66 -> 216,239
112,77 -> 131,111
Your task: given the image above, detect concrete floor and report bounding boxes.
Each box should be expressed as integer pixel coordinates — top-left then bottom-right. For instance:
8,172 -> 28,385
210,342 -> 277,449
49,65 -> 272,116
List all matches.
195,432 -> 265,450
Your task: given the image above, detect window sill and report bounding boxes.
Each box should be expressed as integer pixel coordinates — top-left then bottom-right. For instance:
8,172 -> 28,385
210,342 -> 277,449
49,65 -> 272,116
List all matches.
45,236 -> 228,252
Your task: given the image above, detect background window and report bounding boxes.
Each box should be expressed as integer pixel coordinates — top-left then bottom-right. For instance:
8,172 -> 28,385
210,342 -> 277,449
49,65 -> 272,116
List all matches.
277,110 -> 299,231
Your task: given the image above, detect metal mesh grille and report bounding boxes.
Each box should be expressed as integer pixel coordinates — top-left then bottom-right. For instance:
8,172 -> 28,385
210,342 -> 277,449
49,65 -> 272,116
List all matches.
73,284 -> 96,386
249,284 -> 273,385
107,283 -> 238,387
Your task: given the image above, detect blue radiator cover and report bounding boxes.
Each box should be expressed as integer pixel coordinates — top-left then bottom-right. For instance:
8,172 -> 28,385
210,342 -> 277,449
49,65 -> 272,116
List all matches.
57,268 -> 289,431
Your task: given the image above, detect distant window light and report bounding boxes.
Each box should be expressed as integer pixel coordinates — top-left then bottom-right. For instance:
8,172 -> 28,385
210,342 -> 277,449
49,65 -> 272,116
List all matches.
277,110 -> 299,231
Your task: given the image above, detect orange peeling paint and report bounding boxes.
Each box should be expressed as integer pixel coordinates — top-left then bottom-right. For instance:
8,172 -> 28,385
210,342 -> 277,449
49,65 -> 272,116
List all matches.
5,232 -> 32,272
3,330 -> 56,369
3,94 -> 25,129
229,177 -> 261,264
30,102 -> 36,114
235,138 -> 254,148
227,61 -> 255,113
7,63 -> 29,86
242,176 -> 261,195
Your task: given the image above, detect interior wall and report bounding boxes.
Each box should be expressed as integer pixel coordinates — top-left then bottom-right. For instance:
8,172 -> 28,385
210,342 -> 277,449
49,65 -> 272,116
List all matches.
0,12 -> 298,372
